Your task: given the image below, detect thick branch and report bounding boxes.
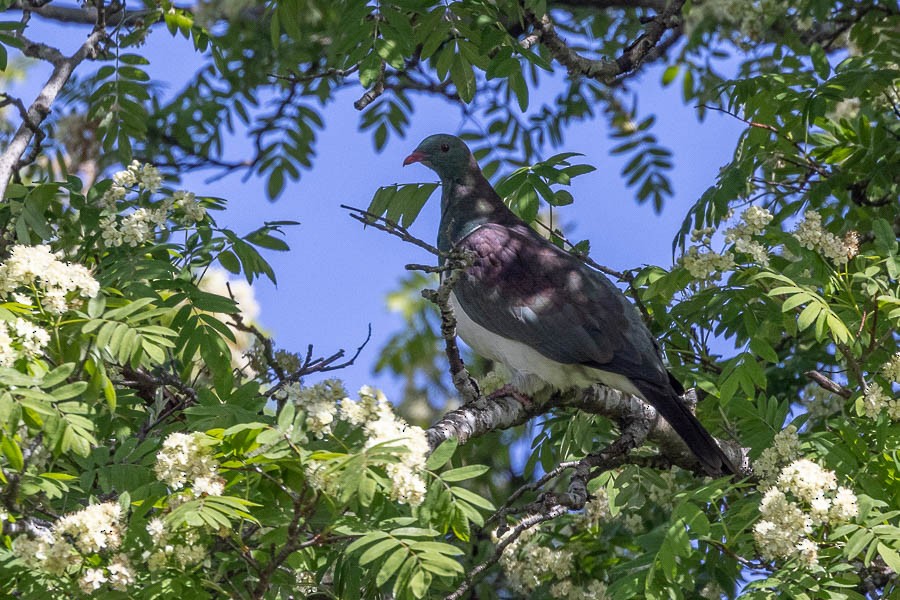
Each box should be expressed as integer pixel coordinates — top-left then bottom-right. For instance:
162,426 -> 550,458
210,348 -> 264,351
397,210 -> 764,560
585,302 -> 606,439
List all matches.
426,385 -> 749,476
9,1 -> 145,25
525,0 -> 685,83
0,27 -> 106,201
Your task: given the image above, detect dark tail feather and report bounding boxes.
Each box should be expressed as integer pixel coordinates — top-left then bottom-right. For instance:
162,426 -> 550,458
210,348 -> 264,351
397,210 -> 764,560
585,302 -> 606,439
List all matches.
635,382 -> 738,477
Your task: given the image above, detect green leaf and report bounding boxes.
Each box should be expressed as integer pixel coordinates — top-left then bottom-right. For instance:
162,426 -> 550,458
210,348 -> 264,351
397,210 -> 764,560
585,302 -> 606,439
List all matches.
346,531 -> 389,555
449,486 -> 495,511
450,53 -> 476,103
359,538 -> 401,566
440,465 -> 489,482
0,435 -> 24,471
376,548 -> 408,586
878,543 -> 900,574
219,250 -> 241,274
425,438 -> 457,470
810,44 -> 831,79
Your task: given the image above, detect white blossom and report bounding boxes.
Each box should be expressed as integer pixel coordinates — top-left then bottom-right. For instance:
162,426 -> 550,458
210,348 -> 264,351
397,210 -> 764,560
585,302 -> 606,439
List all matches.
792,211 -> 857,265
193,474 -> 226,496
754,425 -> 801,485
13,318 -> 51,357
679,246 -> 735,281
100,215 -> 124,247
154,431 -> 222,497
56,501 -> 123,554
147,517 -> 167,544
493,526 -> 576,595
623,513 -> 644,534
0,325 -> 16,366
0,244 -> 99,313
79,567 -> 108,593
118,160 -> 162,193
98,184 -> 127,210
724,206 -> 773,266
754,460 -> 859,567
121,208 -> 153,246
174,190 -> 206,223
778,459 -> 837,503
112,167 -> 137,187
107,554 -> 135,591
882,353 -> 900,384
861,385 -> 897,421
580,488 -> 611,527
796,538 -> 819,568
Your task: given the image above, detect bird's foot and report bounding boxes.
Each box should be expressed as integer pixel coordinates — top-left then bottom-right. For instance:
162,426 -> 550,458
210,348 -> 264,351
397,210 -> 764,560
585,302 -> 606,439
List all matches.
487,384 -> 534,407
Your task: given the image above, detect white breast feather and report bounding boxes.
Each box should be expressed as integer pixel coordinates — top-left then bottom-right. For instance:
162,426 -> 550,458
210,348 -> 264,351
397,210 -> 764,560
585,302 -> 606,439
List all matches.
450,293 -> 644,400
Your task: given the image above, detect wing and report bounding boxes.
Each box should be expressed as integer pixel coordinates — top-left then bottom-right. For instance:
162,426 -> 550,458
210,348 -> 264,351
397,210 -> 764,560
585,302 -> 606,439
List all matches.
451,222 -> 669,388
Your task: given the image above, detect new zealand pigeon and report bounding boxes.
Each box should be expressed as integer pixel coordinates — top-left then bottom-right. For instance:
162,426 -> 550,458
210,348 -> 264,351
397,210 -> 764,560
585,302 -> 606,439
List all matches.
403,133 -> 737,476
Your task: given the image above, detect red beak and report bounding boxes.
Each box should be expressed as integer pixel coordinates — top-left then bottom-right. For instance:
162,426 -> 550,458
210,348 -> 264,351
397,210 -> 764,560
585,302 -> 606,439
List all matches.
403,150 -> 426,166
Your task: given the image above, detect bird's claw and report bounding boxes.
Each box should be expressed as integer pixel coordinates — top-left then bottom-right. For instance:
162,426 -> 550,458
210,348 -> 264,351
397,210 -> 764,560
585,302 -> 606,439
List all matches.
487,384 -> 533,407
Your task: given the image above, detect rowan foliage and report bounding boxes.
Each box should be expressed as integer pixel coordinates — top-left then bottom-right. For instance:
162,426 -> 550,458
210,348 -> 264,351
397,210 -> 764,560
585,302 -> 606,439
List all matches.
0,0 -> 897,598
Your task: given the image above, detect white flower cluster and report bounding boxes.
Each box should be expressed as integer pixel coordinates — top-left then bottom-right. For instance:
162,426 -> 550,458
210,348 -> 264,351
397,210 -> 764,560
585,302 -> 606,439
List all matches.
792,211 -> 859,265
753,459 -> 858,568
882,352 -> 900,384
646,468 -> 679,504
154,432 -> 225,497
143,518 -> 208,571
623,513 -> 644,534
579,488 -> 611,528
173,190 -> 207,223
0,244 -> 99,313
494,526 -> 608,598
550,579 -> 610,600
754,425 -> 802,485
296,383 -> 431,506
0,318 -> 51,366
111,160 -> 162,193
861,385 -> 900,421
278,380 -> 344,439
15,502 -> 133,591
724,206 -> 774,267
360,389 -> 430,505
79,554 -> 135,593
97,161 -> 207,247
494,527 -> 568,594
680,246 -> 735,281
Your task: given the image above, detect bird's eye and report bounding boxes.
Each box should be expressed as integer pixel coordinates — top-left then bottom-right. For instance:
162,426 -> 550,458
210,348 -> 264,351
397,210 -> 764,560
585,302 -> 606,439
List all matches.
440,143 -> 450,152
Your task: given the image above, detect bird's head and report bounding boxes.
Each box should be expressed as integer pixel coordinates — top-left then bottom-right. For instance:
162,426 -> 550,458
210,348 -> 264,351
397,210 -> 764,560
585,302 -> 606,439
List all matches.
403,134 -> 475,182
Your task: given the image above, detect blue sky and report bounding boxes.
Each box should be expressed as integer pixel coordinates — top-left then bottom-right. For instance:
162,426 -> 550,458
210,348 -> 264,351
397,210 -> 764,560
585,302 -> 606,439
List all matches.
8,15 -> 746,403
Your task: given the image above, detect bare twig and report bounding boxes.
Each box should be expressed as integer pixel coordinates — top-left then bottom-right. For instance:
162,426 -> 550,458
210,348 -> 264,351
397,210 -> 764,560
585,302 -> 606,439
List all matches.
804,370 -> 852,399
342,204 -> 442,256
421,250 -> 481,403
354,60 -> 386,110
444,507 -> 567,600
265,326 -> 373,408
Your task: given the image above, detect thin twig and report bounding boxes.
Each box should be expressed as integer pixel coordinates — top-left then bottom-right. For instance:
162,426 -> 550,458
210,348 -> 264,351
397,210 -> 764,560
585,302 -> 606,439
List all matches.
342,204 -> 442,256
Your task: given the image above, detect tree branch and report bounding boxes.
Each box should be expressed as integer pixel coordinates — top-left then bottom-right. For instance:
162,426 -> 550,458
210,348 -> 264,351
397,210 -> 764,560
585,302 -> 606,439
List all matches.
426,385 -> 749,476
524,0 -> 685,83
0,27 -> 106,201
9,0 -> 147,25
804,370 -> 852,399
